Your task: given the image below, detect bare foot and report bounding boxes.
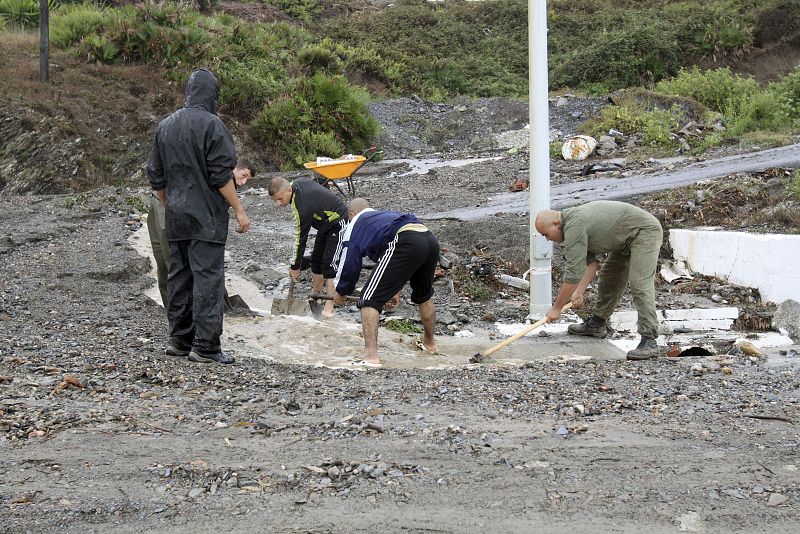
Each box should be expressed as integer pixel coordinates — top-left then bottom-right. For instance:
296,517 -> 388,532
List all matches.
358,353 -> 381,365
322,304 -> 335,319
414,337 -> 439,354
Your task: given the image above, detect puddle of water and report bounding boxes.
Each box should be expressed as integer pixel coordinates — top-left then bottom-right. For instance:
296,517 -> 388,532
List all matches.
130,223 -> 625,369
129,224 -> 273,314
382,156 -> 503,178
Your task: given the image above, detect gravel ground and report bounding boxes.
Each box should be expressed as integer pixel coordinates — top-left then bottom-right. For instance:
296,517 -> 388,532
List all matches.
2,96 -> 800,532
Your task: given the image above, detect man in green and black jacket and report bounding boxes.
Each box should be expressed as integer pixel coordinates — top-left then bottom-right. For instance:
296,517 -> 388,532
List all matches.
535,200 -> 663,361
269,176 -> 347,318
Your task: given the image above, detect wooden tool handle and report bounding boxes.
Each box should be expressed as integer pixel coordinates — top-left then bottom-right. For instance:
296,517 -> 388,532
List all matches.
480,302 -> 573,358
286,278 -> 295,305
309,293 -> 359,302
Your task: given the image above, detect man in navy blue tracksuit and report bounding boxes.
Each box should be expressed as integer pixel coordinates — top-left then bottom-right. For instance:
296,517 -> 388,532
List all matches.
333,198 -> 440,365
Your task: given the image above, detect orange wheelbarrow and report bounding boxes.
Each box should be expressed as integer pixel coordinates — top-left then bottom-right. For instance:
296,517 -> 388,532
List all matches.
303,147 -> 382,198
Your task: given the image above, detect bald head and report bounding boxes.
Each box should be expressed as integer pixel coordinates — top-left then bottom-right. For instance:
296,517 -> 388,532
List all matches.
267,176 -> 290,196
347,197 -> 370,219
534,209 -> 564,243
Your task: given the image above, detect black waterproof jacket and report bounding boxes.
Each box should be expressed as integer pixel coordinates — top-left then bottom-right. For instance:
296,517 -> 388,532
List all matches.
147,69 -> 237,243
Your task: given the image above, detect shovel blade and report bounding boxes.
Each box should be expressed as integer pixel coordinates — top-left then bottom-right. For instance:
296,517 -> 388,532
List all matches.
224,292 -> 253,316
271,298 -> 310,316
308,298 -> 325,321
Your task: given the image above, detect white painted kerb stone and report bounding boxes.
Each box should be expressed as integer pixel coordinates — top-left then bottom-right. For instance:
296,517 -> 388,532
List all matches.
670,229 -> 800,304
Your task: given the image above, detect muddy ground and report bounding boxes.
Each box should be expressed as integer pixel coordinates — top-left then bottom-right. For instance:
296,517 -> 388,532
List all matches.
2,93 -> 800,533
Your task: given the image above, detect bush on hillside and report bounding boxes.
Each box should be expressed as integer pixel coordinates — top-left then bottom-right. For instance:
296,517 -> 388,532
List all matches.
584,98 -> 682,150
47,3 -> 379,168
770,65 -> 800,119
655,67 -> 760,115
298,44 -> 342,75
251,73 -> 379,168
588,66 -> 800,153
272,0 -> 321,25
50,2 -> 108,49
0,0 -> 60,28
78,33 -> 119,63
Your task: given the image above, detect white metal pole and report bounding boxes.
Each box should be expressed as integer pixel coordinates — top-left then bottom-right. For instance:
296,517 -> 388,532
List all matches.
528,0 -> 552,317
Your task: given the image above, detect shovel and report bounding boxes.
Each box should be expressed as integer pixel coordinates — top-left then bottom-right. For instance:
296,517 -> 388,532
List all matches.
470,302 -> 572,363
308,293 -> 359,321
223,288 -> 254,316
271,278 -> 311,316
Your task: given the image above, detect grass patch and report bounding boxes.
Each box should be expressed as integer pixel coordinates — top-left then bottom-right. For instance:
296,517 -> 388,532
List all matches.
384,318 -> 423,335
788,169 -> 800,200
465,283 -> 492,302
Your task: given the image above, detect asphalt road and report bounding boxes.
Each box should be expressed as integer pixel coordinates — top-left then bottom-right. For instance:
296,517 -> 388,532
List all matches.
428,143 -> 800,220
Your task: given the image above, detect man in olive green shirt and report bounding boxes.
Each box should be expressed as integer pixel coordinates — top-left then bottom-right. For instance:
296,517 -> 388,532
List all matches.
535,200 -> 663,360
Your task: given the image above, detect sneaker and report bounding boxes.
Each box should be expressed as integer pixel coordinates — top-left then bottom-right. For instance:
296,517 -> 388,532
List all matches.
188,351 -> 235,364
626,337 -> 661,361
165,344 -> 190,357
567,316 -> 608,338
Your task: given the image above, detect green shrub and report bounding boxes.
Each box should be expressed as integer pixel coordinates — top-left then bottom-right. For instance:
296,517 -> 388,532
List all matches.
78,33 -> 118,62
272,0 -> 320,24
297,44 -> 342,75
769,65 -> 800,119
251,73 -> 379,168
0,13 -> 6,30
641,107 -> 680,147
726,90 -> 785,135
656,67 -> 759,115
103,4 -> 210,67
51,2 -> 107,48
217,60 -> 283,114
585,103 -> 680,149
325,40 -> 406,90
0,0 -> 59,28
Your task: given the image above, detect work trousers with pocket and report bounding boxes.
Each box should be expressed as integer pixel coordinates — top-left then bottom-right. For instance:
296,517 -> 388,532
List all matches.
147,194 -> 171,308
167,239 -> 225,355
592,224 -> 663,339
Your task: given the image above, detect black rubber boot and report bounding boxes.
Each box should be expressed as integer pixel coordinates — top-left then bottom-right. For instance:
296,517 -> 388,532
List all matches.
188,351 -> 235,364
626,337 -> 661,361
567,315 -> 608,338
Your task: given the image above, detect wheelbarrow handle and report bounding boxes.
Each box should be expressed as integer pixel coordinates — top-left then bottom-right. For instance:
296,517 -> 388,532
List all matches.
362,146 -> 383,162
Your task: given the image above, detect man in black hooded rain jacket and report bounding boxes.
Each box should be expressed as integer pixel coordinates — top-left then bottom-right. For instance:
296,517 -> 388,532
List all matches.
147,68 -> 251,365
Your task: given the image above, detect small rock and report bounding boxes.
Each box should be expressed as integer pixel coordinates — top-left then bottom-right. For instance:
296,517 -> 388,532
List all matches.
722,488 -> 745,499
772,299 -> 800,341
767,493 -> 788,507
188,487 -> 204,499
735,340 -> 761,357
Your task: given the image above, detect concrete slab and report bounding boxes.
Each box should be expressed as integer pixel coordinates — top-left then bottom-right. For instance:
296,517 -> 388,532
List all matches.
610,307 -> 739,332
670,228 -> 800,304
